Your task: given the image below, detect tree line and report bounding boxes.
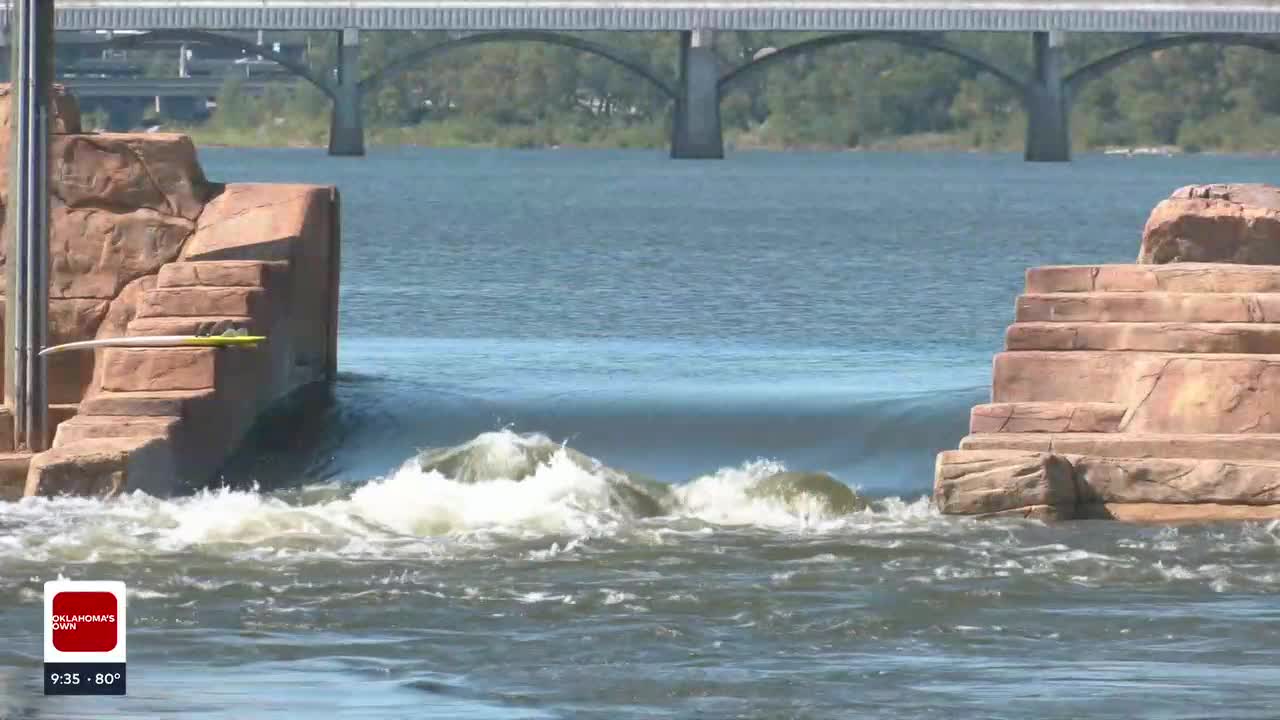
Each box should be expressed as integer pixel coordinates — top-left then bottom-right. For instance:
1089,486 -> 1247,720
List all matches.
191,31 -> 1280,152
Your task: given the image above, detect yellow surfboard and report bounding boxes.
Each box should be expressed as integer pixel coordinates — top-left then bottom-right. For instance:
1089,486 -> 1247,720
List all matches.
39,334 -> 266,356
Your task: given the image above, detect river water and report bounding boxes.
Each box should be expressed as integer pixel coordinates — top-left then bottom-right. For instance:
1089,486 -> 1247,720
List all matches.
3,149 -> 1280,719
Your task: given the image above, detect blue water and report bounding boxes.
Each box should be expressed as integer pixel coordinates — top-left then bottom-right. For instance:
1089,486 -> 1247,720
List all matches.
5,148 -> 1280,719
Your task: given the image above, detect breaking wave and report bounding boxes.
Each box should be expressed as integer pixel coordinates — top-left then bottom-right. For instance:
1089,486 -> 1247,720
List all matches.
0,430 -> 925,564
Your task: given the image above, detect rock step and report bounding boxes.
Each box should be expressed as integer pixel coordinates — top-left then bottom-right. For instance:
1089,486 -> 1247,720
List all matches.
26,437 -> 177,498
1071,455 -> 1280,506
127,315 -> 263,337
136,286 -> 267,319
936,449 -> 1280,522
101,348 -> 217,392
1015,292 -> 1280,324
80,389 -> 216,417
52,415 -> 181,448
970,402 -> 1126,433
1027,264 -> 1280,295
100,345 -> 267,397
157,260 -> 284,289
959,432 -> 1280,461
993,350 -> 1141,403
1006,322 -> 1280,353
992,351 -> 1280,404
1080,503 -> 1280,523
935,450 -> 1076,518
0,452 -> 32,501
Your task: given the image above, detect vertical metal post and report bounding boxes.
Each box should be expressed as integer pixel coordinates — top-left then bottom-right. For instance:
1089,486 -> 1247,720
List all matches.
6,0 -> 50,451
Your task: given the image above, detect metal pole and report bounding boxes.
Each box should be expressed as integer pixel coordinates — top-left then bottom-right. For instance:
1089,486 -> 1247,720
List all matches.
28,0 -> 49,452
6,0 -> 50,451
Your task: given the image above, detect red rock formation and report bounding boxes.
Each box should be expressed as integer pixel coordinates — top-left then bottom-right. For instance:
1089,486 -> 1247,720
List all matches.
937,184 -> 1280,523
0,85 -> 340,500
1140,184 -> 1280,264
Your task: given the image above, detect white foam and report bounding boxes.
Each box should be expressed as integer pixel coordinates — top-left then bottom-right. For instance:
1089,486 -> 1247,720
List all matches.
672,459 -> 853,529
0,431 -> 940,564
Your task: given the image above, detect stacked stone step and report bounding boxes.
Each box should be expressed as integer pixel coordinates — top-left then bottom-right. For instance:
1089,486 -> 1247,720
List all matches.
935,263 -> 1280,522
0,405 -> 80,500
31,260 -> 285,496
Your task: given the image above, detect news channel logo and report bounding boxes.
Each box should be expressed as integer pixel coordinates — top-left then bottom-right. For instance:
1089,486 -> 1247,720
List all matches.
43,580 -> 127,696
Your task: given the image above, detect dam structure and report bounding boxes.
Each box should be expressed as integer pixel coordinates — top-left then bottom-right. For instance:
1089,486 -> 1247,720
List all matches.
26,1 -> 1280,160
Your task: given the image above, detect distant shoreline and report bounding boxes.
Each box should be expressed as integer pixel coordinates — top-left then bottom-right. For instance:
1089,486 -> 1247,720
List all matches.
164,124 -> 1276,156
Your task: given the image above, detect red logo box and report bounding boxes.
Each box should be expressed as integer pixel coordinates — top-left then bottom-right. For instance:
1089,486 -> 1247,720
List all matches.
51,592 -> 118,653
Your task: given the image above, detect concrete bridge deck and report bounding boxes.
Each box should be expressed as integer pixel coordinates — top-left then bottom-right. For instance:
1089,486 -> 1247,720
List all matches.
35,1 -> 1280,33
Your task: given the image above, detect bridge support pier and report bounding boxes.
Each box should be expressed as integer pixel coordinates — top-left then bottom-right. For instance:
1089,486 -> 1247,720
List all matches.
671,29 -> 723,159
1025,31 -> 1070,162
328,28 -> 365,157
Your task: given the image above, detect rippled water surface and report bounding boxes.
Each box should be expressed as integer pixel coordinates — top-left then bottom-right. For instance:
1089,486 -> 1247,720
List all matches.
4,149 -> 1280,719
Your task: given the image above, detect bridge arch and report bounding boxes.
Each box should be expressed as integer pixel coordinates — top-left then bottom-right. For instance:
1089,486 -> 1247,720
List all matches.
718,32 -> 1029,97
103,29 -> 337,101
360,31 -> 678,100
1064,33 -> 1280,94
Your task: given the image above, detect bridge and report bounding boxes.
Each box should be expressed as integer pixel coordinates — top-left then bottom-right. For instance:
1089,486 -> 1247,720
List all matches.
30,1 -> 1280,160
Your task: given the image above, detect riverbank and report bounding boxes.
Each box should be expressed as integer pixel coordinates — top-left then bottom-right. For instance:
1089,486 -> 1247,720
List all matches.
151,119 -> 1280,156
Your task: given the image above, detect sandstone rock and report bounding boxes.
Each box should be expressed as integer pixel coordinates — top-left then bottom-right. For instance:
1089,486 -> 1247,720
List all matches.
1027,264 -> 1280,294
182,184 -> 330,261
1073,456 -> 1280,505
1007,322 -> 1280,354
136,286 -> 265,318
1172,182 -> 1280,207
49,206 -> 193,298
25,436 -> 176,498
101,347 -> 217,392
970,402 -> 1125,433
96,275 -> 157,340
1015,292 -> 1280,323
1079,502 -> 1280,523
53,415 -> 180,447
52,134 -> 211,220
974,504 -> 1063,521
158,260 -> 283,288
993,351 -> 1148,404
0,84 -> 341,501
127,315 -> 262,338
1121,356 -> 1280,434
934,450 -> 1076,517
943,187 -> 1280,522
51,298 -> 111,344
959,433 -> 1280,461
47,298 -> 111,403
1140,183 -> 1280,264
79,389 -> 215,418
